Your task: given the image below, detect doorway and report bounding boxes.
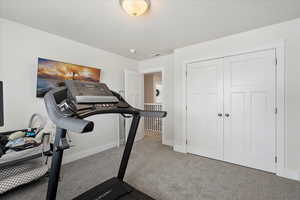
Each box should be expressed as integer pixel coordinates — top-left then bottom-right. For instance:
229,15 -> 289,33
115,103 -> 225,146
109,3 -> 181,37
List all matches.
143,72 -> 163,139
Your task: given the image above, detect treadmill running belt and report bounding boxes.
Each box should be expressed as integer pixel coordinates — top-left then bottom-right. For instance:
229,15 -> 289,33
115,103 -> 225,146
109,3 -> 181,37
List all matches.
73,178 -> 132,200
73,178 -> 155,200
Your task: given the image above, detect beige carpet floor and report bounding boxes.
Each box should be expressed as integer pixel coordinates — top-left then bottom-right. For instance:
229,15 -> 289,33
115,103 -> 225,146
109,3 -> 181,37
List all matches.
1,135 -> 300,200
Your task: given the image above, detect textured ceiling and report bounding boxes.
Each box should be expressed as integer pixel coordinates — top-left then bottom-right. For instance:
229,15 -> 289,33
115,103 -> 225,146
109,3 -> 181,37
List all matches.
1,0 -> 300,60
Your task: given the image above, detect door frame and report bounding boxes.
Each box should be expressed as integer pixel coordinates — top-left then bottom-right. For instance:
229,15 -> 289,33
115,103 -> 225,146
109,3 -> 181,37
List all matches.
139,67 -> 167,146
181,41 -> 287,178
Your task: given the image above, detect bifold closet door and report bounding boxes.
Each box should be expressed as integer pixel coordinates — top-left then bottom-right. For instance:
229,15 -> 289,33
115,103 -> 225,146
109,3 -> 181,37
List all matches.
186,59 -> 224,160
223,50 -> 276,172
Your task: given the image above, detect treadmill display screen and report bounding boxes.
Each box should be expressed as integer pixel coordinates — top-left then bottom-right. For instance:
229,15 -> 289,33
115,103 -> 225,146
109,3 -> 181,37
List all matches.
65,80 -> 119,104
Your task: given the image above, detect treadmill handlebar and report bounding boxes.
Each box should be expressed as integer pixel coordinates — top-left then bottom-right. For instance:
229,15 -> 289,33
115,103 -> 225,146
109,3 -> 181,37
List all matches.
110,91 -> 167,118
139,110 -> 167,118
44,87 -> 94,133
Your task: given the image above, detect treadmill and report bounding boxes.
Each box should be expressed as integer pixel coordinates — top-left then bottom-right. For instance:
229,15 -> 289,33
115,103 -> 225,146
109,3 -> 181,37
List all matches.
44,80 -> 167,200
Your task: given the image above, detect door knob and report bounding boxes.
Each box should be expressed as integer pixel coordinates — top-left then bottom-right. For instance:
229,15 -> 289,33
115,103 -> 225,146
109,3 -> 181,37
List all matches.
225,113 -> 230,117
218,113 -> 223,117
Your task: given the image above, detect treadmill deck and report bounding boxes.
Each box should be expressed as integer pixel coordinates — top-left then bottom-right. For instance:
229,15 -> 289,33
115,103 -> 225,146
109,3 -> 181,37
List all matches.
73,177 -> 155,200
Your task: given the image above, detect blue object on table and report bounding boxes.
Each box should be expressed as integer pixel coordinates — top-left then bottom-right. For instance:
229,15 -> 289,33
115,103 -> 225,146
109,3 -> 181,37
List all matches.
25,131 -> 36,137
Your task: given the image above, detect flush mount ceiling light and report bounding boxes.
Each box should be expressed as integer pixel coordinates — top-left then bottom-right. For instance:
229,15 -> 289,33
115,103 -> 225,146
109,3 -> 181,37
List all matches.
120,0 -> 151,16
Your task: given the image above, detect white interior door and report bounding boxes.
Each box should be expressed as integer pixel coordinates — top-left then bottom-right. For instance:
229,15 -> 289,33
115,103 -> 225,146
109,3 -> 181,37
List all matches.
124,70 -> 144,141
186,59 -> 224,160
223,50 -> 276,172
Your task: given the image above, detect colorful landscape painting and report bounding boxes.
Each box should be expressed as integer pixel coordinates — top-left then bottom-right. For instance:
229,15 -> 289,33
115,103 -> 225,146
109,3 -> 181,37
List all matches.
37,58 -> 101,97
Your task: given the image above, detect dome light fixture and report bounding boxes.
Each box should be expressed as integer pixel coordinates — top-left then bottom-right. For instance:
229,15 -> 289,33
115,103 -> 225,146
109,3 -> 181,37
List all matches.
119,0 -> 151,16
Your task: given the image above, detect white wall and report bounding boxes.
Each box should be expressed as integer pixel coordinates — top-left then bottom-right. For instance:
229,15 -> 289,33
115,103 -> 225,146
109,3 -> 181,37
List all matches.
173,18 -> 300,176
139,55 -> 174,146
0,18 -> 138,162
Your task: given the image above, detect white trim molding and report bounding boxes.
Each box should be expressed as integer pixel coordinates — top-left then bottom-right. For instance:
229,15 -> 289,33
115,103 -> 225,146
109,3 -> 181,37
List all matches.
174,144 -> 186,153
180,41 -> 291,179
63,142 -> 117,165
163,139 -> 173,147
280,169 -> 299,181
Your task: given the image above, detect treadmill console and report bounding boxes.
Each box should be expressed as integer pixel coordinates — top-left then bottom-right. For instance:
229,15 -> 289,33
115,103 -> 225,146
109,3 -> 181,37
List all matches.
65,80 -> 119,104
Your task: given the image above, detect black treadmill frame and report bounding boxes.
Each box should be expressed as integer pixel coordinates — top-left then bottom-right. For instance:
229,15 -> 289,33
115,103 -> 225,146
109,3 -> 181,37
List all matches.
46,114 -> 141,200
44,85 -> 166,200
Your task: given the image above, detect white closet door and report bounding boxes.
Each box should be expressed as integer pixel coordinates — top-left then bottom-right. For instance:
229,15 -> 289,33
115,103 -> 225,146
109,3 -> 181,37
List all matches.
187,59 -> 224,160
223,50 -> 276,172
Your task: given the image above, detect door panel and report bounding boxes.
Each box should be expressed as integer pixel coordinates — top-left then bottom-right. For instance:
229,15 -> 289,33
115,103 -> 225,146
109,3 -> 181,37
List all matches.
187,59 -> 224,160
223,50 -> 276,172
124,70 -> 144,141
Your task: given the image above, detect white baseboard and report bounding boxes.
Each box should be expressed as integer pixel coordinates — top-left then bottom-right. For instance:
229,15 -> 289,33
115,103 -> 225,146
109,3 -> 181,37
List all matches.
278,169 -> 299,181
174,145 -> 186,153
63,142 -> 117,165
163,139 -> 173,147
